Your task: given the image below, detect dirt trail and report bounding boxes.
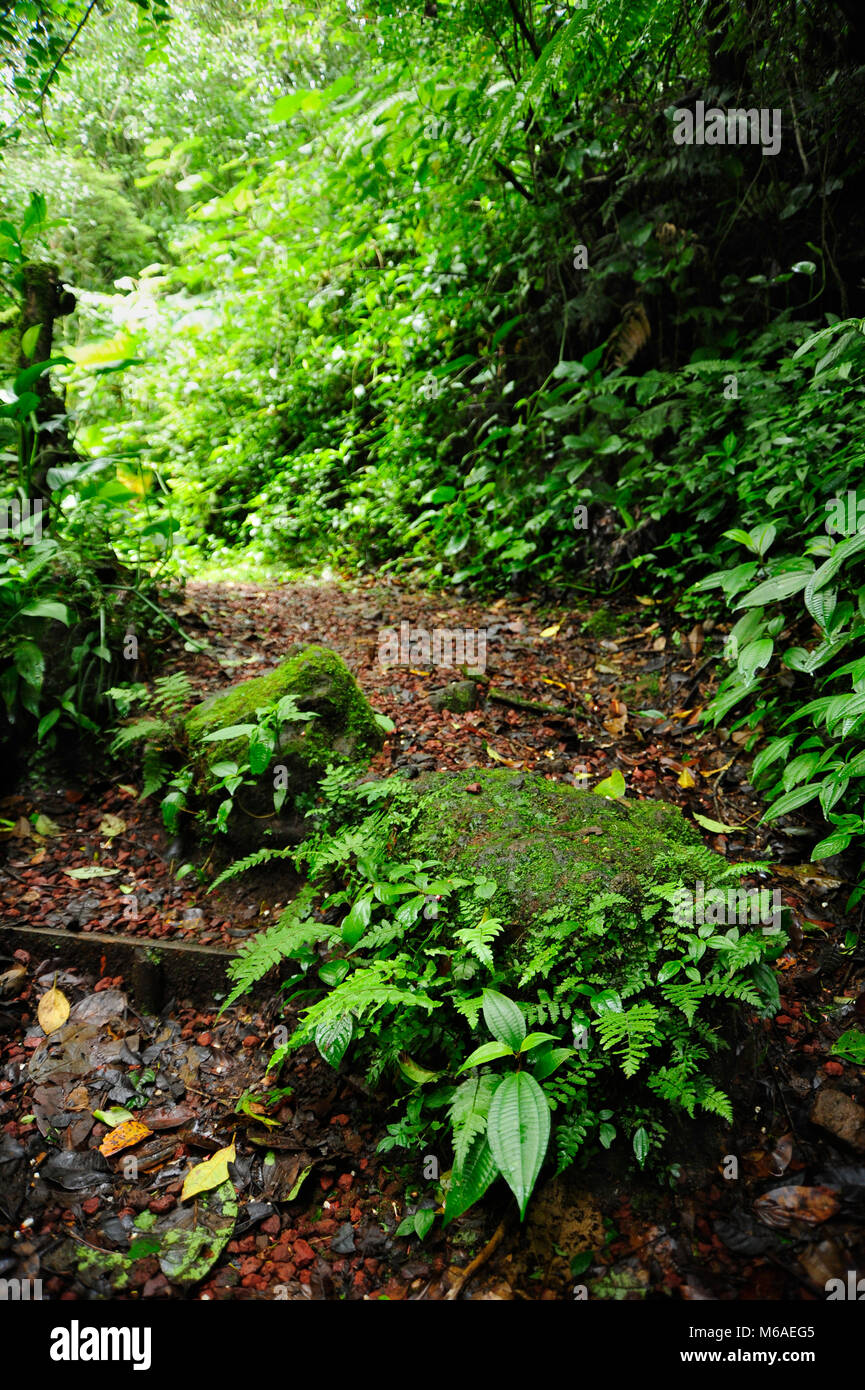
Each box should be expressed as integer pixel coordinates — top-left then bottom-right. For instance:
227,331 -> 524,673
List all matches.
1,577 -> 863,1300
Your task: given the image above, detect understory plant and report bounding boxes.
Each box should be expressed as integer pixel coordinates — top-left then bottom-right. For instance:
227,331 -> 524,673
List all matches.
694,319 -> 865,908
219,770 -> 785,1226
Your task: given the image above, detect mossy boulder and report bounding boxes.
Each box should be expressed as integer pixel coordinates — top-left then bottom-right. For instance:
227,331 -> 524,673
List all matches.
390,767 -> 743,992
183,644 -> 384,845
404,766 -> 711,919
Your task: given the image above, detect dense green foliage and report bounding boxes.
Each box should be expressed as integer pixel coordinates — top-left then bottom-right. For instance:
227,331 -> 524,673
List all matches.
218,766 -> 784,1222
1,0 -> 864,1218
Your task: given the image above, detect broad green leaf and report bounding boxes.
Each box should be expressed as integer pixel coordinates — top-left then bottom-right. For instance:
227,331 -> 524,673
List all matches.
315,1014 -> 354,1067
442,1132 -> 499,1226
763,783 -> 822,820
486,1071 -> 550,1221
457,1040 -> 515,1072
482,989 -> 526,1049
20,600 -> 70,624
632,1127 -> 650,1166
737,638 -> 773,680
200,723 -> 256,741
734,568 -> 813,608
13,639 -> 43,687
531,1045 -> 575,1080
398,1053 -> 442,1084
518,1031 -> 560,1053
342,893 -> 373,946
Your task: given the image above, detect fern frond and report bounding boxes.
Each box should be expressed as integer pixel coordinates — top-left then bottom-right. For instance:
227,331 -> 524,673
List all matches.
110,716 -> 169,754
449,1074 -> 498,1167
596,1002 -> 660,1076
209,843 -> 298,892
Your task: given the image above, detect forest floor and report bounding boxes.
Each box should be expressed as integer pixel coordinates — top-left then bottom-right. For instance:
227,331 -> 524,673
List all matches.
1,576 -> 864,1300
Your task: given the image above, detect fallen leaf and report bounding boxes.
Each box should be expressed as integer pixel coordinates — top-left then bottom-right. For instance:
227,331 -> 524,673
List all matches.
677,767 -> 697,789
603,717 -> 627,736
594,769 -> 626,799
687,624 -> 704,658
98,814 -> 126,839
33,814 -> 61,837
0,965 -> 27,996
701,758 -> 735,779
93,1105 -> 136,1127
465,783 -> 482,794
754,1185 -> 840,1230
541,677 -> 569,690
693,813 -> 746,833
652,636 -> 667,652
485,743 -> 520,767
181,1135 -> 237,1202
63,866 -> 120,880
286,1162 -> 314,1202
540,622 -> 562,638
770,1133 -> 794,1176
99,1119 -> 152,1157
37,981 -> 70,1035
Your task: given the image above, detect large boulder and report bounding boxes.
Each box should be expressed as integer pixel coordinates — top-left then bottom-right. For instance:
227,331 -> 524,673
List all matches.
404,766 -> 707,924
183,644 -> 384,845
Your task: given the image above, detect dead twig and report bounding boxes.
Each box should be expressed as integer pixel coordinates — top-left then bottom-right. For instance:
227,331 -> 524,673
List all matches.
444,1218 -> 508,1300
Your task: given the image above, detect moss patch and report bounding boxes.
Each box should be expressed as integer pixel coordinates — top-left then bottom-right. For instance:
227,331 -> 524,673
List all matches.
183,644 -> 384,844
404,767 -> 708,921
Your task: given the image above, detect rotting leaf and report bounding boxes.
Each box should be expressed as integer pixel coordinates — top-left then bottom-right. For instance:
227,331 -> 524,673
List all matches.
158,1178 -> 237,1284
99,1119 -> 152,1157
754,1185 -> 840,1230
98,814 -> 126,839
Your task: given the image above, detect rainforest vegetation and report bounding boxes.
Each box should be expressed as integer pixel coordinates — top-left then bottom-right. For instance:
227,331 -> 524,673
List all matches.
1,0 -> 864,1313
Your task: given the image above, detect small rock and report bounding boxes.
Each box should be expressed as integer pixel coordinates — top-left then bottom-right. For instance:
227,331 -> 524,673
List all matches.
429,681 -> 480,714
293,1238 -> 316,1268
811,1088 -> 865,1153
331,1223 -> 356,1255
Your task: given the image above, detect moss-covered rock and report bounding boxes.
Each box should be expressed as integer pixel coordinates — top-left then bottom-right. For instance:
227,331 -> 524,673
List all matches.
183,644 -> 384,845
429,680 -> 481,713
404,767 -> 707,916
391,768 -> 738,990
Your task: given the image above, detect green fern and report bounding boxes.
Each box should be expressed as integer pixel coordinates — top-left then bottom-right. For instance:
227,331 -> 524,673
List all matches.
453,915 -> 504,969
209,843 -> 298,892
151,671 -> 194,717
596,1002 -> 660,1076
222,885 -> 322,1007
110,716 -> 169,754
449,1073 -> 498,1167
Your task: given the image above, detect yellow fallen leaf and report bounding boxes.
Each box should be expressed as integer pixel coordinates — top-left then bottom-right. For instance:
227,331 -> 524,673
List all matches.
541,677 -> 568,690
99,814 -> 126,839
37,980 -> 70,1035
484,743 -> 520,768
677,767 -> 697,789
540,621 -> 562,638
181,1136 -> 237,1202
636,596 -> 654,606
701,758 -> 734,779
99,1119 -> 152,1156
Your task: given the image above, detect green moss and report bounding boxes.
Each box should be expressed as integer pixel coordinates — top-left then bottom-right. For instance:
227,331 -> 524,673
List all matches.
182,644 -> 384,839
392,768 -> 733,977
